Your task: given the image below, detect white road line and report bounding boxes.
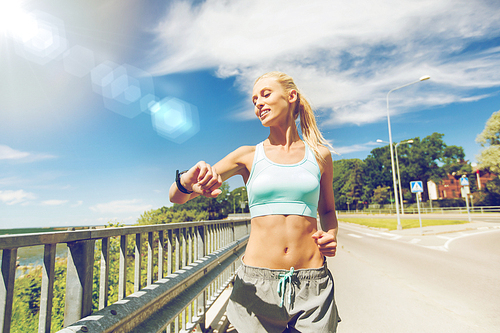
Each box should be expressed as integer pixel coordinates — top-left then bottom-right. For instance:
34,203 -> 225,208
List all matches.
437,235 -> 452,240
444,228 -> 500,250
477,227 -> 489,230
423,245 -> 447,252
348,233 -> 363,238
363,233 -> 381,238
409,239 -> 421,244
377,232 -> 403,240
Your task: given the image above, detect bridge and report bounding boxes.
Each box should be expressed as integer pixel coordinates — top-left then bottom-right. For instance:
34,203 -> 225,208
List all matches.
0,219 -> 250,333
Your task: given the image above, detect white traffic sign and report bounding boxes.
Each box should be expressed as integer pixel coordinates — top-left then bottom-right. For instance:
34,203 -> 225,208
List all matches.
460,176 -> 469,186
410,181 -> 424,193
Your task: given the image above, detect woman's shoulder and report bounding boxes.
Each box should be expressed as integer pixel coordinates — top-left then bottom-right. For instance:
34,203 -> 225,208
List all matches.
316,144 -> 333,160
223,145 -> 256,166
232,145 -> 256,157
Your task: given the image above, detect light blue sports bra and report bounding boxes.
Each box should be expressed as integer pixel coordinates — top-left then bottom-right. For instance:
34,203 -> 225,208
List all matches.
246,142 -> 321,218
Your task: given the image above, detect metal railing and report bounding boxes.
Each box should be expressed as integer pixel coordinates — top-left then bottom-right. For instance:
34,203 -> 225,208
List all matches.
339,205 -> 500,215
0,219 -> 250,333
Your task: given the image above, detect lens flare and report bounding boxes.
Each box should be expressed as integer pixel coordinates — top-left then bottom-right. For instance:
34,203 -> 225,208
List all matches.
151,97 -> 200,144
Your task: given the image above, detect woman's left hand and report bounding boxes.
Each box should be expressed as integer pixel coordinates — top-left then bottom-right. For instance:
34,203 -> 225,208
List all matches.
311,230 -> 337,257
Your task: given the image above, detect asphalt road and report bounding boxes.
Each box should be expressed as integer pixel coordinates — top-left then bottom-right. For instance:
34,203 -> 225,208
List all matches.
328,222 -> 500,333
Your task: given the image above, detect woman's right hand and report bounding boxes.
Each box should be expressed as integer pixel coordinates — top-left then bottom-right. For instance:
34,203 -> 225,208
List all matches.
181,161 -> 223,198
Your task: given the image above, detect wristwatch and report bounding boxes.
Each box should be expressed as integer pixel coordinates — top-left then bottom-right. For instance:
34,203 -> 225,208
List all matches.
175,170 -> 193,194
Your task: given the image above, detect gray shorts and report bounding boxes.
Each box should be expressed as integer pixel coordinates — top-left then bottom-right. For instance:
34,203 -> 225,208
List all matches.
227,259 -> 340,333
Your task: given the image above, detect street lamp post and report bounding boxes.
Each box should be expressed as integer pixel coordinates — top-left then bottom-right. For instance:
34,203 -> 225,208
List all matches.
377,139 -> 414,214
395,140 -> 413,214
386,76 -> 430,230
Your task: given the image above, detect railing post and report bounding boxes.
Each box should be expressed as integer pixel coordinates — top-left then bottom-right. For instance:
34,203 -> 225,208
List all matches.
188,227 -> 193,265
39,244 -> 56,333
175,230 -> 180,272
118,235 -> 127,300
158,230 -> 164,280
167,230 -> 173,275
99,238 -> 110,310
0,248 -> 17,333
182,228 -> 187,268
197,225 -> 206,332
64,239 -> 95,326
147,232 -> 154,286
135,233 -> 142,292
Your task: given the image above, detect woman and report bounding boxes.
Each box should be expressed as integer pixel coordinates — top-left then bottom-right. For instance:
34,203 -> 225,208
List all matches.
169,72 -> 340,332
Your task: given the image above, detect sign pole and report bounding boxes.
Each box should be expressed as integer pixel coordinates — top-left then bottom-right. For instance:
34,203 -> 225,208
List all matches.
416,192 -> 423,235
410,180 -> 424,233
460,175 -> 471,223
465,191 -> 471,222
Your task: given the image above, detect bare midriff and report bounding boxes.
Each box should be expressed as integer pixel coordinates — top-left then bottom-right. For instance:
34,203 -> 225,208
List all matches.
243,215 -> 324,270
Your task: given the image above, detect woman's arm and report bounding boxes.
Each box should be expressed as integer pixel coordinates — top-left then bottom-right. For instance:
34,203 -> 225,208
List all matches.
169,146 -> 254,204
312,146 -> 338,257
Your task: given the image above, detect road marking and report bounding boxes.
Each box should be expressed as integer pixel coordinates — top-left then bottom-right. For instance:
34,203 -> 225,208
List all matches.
348,233 -> 362,238
423,245 -> 447,252
363,233 -> 381,238
378,232 -> 403,240
477,227 -> 489,230
409,238 -> 421,244
437,235 -> 452,240
443,228 -> 500,250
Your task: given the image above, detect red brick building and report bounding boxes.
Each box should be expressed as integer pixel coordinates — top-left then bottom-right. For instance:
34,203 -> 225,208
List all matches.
432,169 -> 496,199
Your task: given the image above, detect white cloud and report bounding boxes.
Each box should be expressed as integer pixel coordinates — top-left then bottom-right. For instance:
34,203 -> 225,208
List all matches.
0,190 -> 36,205
149,0 -> 500,127
0,144 -> 56,162
0,145 -> 30,160
334,141 -> 383,155
71,200 -> 83,207
41,200 -> 69,206
90,199 -> 153,214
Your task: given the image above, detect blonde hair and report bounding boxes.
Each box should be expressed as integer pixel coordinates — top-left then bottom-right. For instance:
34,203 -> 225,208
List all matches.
255,71 -> 335,162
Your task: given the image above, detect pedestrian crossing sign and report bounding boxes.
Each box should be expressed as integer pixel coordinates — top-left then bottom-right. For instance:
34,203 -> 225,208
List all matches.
460,176 -> 469,186
410,181 -> 424,193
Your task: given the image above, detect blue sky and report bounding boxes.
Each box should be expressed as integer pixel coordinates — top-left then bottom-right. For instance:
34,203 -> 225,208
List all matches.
1,0 -> 499,228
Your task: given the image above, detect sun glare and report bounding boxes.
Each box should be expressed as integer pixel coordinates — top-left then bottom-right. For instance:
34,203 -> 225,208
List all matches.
0,1 -> 38,42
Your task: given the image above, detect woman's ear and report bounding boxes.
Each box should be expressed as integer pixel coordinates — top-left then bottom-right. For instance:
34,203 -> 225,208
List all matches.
288,89 -> 298,103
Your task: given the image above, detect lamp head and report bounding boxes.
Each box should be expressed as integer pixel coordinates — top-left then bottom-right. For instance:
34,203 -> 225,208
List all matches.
407,140 -> 414,143
419,76 -> 431,81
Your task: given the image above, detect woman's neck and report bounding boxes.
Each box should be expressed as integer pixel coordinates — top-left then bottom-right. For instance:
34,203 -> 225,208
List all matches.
267,123 -> 302,149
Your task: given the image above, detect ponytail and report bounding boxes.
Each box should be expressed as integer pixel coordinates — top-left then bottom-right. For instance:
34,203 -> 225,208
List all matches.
256,72 -> 336,163
297,94 -> 335,163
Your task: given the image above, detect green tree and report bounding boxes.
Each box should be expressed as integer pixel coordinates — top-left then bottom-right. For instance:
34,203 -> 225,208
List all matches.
371,133 -> 465,202
372,186 -> 391,204
364,146 -> 393,191
332,159 -> 366,210
228,186 -> 249,214
476,110 -> 500,174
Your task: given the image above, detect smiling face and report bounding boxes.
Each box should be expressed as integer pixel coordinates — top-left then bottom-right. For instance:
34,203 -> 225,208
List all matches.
252,77 -> 297,127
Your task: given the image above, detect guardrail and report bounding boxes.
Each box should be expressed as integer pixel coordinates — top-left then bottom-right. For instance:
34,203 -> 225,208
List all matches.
0,219 -> 250,333
339,205 -> 500,215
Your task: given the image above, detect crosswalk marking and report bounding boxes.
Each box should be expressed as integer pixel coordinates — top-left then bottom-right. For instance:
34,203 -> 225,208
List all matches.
364,233 -> 381,238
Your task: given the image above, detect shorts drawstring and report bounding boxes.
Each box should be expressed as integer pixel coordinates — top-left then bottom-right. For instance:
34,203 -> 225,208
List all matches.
277,267 -> 294,307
